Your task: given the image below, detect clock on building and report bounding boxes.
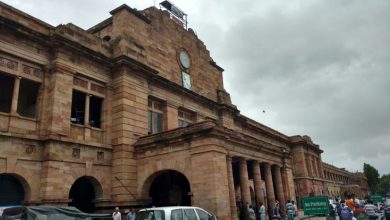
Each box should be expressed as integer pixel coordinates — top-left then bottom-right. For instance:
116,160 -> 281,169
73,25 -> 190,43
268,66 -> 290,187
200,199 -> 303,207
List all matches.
179,50 -> 191,69
182,71 -> 192,90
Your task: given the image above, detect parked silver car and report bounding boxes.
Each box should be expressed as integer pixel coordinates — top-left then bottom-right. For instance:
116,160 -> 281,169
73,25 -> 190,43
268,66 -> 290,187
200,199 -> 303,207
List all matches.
136,206 -> 217,220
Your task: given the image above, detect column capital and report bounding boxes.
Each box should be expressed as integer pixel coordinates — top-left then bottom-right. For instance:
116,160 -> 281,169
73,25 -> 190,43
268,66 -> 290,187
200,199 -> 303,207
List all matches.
226,155 -> 233,162
262,162 -> 271,168
238,157 -> 248,163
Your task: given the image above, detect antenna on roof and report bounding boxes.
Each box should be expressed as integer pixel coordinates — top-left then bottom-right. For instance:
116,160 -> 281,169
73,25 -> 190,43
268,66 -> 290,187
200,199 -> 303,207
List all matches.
159,0 -> 187,29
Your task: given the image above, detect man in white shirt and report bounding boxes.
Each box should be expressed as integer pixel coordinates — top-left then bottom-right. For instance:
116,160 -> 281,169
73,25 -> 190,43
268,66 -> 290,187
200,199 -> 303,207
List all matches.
113,207 -> 121,220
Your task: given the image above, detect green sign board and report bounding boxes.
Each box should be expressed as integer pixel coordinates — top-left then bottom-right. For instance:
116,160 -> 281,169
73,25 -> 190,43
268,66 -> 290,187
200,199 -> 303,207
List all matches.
302,196 -> 329,215
371,195 -> 383,203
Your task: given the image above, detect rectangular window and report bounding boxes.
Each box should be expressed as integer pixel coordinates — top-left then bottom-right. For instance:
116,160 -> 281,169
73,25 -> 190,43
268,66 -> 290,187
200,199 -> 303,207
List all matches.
0,73 -> 14,113
89,96 -> 102,128
147,98 -> 164,134
17,78 -> 40,118
178,108 -> 195,128
71,90 -> 86,125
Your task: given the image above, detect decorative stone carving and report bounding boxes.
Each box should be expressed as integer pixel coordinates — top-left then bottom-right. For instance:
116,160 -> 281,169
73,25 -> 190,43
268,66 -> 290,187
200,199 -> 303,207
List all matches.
72,148 -> 80,158
22,64 -> 43,79
91,83 -> 104,94
73,77 -> 88,88
0,56 -> 18,70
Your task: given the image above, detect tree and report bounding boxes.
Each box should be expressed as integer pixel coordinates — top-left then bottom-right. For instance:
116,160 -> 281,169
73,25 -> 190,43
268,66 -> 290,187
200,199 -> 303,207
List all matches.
363,163 -> 379,193
376,174 -> 390,196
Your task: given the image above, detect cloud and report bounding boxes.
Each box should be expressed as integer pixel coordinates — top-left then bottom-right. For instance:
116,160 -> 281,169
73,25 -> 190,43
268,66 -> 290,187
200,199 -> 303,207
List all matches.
191,0 -> 390,175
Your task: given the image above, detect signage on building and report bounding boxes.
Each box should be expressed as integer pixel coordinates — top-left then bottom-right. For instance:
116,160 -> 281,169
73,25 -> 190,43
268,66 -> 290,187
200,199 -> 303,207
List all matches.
371,195 -> 383,203
159,0 -> 187,28
302,196 -> 329,215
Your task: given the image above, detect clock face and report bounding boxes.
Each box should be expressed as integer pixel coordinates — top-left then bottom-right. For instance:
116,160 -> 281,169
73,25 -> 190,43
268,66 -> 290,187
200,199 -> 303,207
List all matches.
182,71 -> 192,90
179,51 -> 191,69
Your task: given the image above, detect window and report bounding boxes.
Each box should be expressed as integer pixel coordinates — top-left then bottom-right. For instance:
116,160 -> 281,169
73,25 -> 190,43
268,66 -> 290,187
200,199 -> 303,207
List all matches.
17,78 -> 40,118
147,98 -> 163,134
0,73 -> 40,118
71,90 -> 86,125
178,108 -> 195,128
0,73 -> 14,113
70,90 -> 102,128
89,96 -> 102,128
181,71 -> 192,90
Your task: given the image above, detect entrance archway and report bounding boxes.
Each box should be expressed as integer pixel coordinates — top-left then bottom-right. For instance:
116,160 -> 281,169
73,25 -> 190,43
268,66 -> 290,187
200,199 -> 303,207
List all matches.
0,174 -> 25,206
149,170 -> 191,206
69,176 -> 101,213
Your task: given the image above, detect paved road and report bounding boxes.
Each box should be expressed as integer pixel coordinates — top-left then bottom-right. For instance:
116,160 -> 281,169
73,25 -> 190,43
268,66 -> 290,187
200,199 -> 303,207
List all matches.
297,210 -> 338,220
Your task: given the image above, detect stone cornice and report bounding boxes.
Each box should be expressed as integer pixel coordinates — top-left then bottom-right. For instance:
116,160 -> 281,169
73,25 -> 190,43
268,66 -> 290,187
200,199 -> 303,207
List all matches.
134,120 -> 289,159
0,15 -> 50,44
0,1 -> 53,30
87,17 -> 113,34
209,60 -> 224,72
50,32 -> 112,65
134,120 -> 215,148
109,4 -> 151,24
290,135 -> 323,153
235,115 -> 290,144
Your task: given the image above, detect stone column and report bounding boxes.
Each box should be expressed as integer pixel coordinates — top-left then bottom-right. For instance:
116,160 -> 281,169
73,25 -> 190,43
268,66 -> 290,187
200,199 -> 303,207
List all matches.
84,94 -> 91,141
281,167 -> 290,202
84,94 -> 90,126
263,163 -> 275,217
305,156 -> 313,176
239,158 -> 251,205
273,165 -> 286,217
253,160 -> 264,205
227,156 -> 238,220
313,156 -> 319,177
318,158 -> 324,178
11,76 -> 21,115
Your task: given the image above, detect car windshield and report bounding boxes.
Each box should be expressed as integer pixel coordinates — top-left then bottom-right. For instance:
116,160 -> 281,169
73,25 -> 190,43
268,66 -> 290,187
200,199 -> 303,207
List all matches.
136,210 -> 165,220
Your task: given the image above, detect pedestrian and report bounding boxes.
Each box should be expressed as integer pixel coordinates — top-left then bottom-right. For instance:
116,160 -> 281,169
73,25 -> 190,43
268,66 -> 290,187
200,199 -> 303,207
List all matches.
286,200 -> 295,220
364,200 -> 381,220
127,207 -> 136,220
248,205 -> 256,220
328,202 -> 336,220
273,202 -> 281,220
339,201 -> 353,220
113,207 -> 121,220
292,201 -> 298,218
258,202 -> 266,220
335,198 -> 342,217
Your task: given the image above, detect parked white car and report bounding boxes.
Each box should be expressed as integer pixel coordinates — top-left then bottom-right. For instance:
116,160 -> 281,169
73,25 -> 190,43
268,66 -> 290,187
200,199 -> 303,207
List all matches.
136,206 -> 217,220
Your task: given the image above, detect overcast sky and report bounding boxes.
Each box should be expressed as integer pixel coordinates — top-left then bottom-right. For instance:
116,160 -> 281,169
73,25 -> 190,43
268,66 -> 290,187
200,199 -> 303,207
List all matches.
3,0 -> 389,175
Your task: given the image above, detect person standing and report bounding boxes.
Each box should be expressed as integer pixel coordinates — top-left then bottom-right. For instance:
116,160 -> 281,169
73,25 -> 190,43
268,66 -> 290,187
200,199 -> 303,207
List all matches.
113,207 -> 121,220
364,200 -> 381,220
339,201 -> 353,220
292,201 -> 298,218
258,202 -> 266,220
248,205 -> 256,220
127,208 -> 136,220
286,200 -> 295,220
273,202 -> 281,220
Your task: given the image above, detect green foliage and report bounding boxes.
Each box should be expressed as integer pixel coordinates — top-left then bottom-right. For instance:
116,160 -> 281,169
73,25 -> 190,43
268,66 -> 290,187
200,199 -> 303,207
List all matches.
363,163 -> 379,193
376,174 -> 390,196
